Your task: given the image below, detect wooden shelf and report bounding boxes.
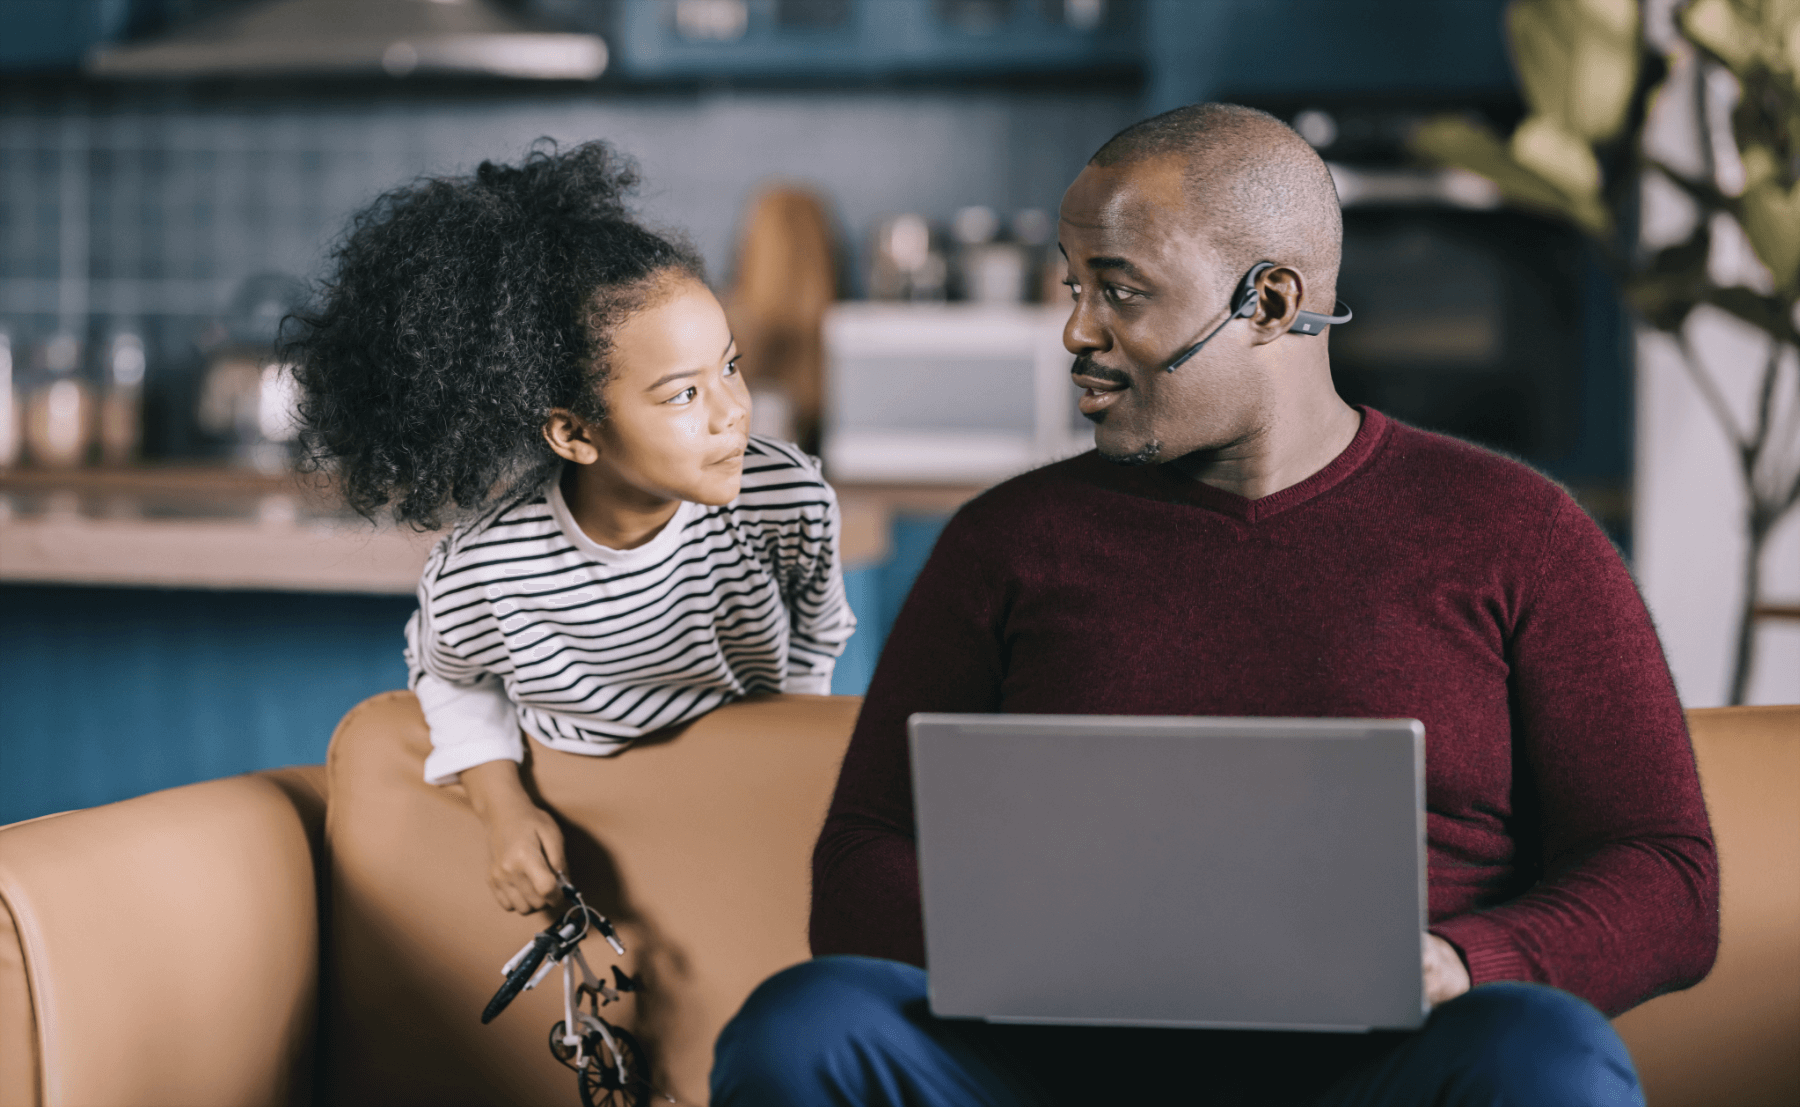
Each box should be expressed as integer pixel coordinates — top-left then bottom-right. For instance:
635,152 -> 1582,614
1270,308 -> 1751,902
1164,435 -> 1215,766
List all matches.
0,464 -> 305,496
0,465 -> 984,592
1,513 -> 437,594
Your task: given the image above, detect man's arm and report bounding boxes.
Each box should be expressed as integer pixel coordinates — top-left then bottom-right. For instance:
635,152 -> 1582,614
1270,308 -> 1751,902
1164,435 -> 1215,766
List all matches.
1429,498 -> 1720,1017
809,507 -> 1007,965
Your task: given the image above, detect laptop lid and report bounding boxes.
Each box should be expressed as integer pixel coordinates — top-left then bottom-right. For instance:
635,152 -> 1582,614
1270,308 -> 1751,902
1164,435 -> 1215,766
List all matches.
909,714 -> 1427,1032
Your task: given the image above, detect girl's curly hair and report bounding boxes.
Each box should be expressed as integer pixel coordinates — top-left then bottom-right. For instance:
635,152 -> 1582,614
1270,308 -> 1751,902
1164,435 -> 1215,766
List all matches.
287,140 -> 704,530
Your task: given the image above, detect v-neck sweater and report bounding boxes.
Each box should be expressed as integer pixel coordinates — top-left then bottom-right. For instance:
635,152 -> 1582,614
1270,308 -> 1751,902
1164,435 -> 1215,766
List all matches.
810,408 -> 1717,1017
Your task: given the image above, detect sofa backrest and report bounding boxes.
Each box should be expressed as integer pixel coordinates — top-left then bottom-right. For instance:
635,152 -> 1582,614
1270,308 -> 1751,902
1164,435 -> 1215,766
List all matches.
321,690 -> 859,1107
0,765 -> 326,1107
323,694 -> 1797,1107
1,698 -> 1791,1107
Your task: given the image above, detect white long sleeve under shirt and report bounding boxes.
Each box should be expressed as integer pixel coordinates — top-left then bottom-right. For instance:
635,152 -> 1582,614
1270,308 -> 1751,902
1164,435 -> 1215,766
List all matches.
406,436 -> 855,785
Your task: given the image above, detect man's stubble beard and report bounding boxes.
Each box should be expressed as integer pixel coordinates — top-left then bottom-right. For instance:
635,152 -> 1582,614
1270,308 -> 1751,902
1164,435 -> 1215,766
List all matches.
1097,434 -> 1163,467
1074,354 -> 1164,467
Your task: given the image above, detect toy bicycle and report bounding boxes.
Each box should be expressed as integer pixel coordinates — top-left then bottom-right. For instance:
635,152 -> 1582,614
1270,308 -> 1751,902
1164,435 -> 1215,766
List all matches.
482,876 -> 664,1107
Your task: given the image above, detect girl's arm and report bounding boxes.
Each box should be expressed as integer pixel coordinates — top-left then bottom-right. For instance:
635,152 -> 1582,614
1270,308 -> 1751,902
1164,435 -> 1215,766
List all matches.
416,672 -> 524,784
781,474 -> 857,694
412,658 -> 567,913
459,759 -> 568,915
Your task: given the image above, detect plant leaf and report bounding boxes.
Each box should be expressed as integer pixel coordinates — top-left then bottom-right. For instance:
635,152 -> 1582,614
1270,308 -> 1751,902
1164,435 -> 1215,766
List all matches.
1682,0 -> 1759,72
1739,176 -> 1800,293
1683,0 -> 1800,98
1627,226 -> 1713,330
1512,115 -> 1605,195
1411,115 -> 1612,234
1570,0 -> 1641,140
1509,1 -> 1578,122
1508,0 -> 1641,140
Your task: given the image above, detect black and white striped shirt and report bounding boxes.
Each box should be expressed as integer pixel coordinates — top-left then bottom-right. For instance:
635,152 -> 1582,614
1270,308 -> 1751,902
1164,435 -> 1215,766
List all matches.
406,436 -> 855,783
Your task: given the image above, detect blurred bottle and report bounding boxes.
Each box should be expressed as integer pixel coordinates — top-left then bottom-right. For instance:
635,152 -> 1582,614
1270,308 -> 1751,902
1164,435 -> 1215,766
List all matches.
24,332 -> 94,468
868,214 -> 948,302
952,205 -> 1029,304
1009,208 -> 1063,304
198,349 -> 301,473
726,186 -> 839,451
199,274 -> 305,472
99,328 -> 147,465
0,329 -> 20,469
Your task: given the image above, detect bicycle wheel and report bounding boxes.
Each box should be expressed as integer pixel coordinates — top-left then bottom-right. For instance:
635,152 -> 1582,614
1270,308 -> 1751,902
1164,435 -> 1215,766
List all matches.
576,1021 -> 651,1107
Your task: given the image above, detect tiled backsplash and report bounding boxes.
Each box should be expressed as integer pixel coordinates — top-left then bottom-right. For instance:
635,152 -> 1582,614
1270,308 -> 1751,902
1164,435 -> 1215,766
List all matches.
0,82 -> 1139,456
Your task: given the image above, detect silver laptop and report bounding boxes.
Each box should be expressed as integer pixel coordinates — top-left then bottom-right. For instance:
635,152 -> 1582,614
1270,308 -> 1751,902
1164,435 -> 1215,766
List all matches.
909,713 -> 1428,1033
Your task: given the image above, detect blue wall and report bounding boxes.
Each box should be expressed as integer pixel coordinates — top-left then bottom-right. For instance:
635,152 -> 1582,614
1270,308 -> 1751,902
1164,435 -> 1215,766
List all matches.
831,514 -> 951,699
0,584 -> 414,822
0,514 -> 948,824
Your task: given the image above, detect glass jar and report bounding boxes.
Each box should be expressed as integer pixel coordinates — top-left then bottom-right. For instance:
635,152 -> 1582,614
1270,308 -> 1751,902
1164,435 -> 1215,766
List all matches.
24,332 -> 94,468
0,329 -> 20,469
98,329 -> 147,465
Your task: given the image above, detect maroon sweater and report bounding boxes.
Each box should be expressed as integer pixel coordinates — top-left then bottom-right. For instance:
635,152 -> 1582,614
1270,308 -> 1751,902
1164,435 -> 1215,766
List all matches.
811,408 -> 1717,1017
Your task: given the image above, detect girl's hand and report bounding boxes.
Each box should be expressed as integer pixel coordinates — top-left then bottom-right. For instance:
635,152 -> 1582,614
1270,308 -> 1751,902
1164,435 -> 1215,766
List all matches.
460,759 -> 568,914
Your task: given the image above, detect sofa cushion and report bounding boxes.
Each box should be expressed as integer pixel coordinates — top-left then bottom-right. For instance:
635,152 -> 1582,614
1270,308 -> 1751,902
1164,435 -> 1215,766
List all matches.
322,691 -> 858,1107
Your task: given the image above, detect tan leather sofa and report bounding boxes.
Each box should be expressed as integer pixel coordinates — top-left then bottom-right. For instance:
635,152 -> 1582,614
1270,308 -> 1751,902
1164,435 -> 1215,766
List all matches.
1,698 -> 1794,1107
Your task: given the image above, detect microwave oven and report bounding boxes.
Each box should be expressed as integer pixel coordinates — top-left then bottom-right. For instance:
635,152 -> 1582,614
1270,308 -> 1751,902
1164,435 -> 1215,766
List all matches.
822,302 -> 1093,484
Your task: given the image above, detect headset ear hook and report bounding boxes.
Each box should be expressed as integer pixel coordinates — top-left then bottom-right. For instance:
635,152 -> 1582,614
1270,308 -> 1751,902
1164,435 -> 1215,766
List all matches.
1237,261 -> 1275,319
1249,259 -> 1354,333
1164,259 -> 1352,373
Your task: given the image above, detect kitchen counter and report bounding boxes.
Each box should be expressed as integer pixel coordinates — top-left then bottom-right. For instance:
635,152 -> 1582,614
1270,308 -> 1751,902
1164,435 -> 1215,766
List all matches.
0,466 -> 982,593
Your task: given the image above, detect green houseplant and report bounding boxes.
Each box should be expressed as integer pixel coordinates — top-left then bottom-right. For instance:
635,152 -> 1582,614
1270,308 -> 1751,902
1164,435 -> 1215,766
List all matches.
1412,0 -> 1799,703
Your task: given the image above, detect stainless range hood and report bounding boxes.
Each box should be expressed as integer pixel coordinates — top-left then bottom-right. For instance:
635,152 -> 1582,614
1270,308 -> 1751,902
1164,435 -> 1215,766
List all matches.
86,0 -> 608,81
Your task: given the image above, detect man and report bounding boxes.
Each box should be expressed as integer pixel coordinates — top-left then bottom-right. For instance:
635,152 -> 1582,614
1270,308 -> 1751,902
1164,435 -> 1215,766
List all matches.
711,104 -> 1717,1106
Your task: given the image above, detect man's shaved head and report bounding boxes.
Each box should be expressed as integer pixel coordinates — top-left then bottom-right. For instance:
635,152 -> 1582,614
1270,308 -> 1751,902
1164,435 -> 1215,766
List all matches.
1090,103 -> 1342,307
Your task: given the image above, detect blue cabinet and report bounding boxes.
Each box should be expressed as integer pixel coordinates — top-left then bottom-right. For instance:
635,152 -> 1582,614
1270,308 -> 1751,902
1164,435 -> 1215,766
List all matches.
1142,0 -> 1515,110
0,0 -> 131,72
608,0 -> 1142,80
8,1 -> 1516,94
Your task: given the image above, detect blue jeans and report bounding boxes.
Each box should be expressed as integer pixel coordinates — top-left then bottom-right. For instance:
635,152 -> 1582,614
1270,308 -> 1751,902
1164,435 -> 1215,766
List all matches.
712,956 -> 1644,1107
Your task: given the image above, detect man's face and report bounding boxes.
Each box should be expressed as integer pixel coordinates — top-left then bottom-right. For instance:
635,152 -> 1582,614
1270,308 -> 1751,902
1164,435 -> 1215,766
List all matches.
1058,158 -> 1264,464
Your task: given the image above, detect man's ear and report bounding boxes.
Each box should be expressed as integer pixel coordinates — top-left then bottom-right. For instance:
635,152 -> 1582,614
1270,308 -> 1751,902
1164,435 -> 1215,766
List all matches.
1247,265 -> 1305,343
543,409 -> 601,465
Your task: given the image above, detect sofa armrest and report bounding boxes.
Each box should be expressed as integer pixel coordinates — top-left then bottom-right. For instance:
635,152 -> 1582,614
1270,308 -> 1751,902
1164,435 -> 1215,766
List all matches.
1613,705 -> 1800,1107
0,766 -> 326,1107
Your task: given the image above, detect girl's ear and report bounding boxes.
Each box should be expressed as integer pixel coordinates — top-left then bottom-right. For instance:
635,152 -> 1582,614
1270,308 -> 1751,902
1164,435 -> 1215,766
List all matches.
543,409 -> 601,465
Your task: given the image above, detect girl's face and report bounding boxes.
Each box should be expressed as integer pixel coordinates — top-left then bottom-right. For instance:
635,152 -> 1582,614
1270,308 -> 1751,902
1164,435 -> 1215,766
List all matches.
576,277 -> 752,507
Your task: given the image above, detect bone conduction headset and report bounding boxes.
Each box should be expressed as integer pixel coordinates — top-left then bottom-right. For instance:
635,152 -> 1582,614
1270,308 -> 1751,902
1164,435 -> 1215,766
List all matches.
1165,260 -> 1353,372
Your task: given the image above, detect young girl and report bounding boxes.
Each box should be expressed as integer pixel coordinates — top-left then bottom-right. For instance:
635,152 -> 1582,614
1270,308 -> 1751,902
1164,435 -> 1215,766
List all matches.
290,142 -> 855,915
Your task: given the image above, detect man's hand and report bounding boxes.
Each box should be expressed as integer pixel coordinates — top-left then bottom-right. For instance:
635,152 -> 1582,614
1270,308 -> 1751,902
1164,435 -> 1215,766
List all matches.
460,759 -> 568,914
1424,932 -> 1471,1006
